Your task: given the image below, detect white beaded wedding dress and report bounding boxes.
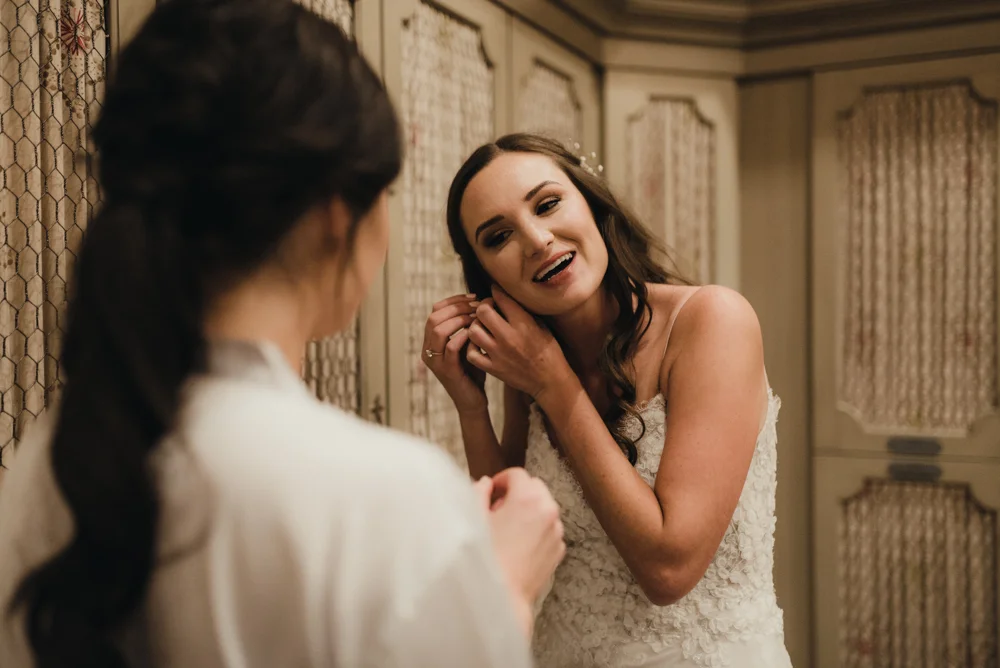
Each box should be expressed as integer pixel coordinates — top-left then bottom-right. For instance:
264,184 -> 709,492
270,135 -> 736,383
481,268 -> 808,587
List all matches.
524,390 -> 793,668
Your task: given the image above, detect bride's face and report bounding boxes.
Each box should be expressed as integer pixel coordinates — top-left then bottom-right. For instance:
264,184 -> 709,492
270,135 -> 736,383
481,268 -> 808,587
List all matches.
458,152 -> 608,316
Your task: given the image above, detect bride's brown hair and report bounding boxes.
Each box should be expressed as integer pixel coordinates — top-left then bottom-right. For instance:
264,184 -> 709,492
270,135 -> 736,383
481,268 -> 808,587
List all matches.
446,133 -> 691,464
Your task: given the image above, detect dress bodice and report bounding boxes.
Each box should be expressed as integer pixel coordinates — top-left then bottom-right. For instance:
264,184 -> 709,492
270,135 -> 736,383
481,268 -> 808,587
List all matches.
524,391 -> 787,668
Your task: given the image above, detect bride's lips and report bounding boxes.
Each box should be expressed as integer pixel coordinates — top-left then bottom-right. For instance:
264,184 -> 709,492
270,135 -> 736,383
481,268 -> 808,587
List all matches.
532,251 -> 576,286
532,252 -> 576,288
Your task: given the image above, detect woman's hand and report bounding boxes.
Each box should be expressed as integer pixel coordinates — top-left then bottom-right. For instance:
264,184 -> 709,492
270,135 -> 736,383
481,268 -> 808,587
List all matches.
465,287 -> 577,402
421,294 -> 488,414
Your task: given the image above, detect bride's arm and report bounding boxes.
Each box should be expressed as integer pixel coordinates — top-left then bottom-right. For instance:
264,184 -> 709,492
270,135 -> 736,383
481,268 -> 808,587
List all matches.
459,384 -> 530,479
469,286 -> 767,605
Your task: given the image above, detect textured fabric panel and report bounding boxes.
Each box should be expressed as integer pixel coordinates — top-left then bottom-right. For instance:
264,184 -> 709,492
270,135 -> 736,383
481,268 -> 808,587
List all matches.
625,99 -> 715,284
515,60 -> 581,149
837,83 -> 998,435
401,2 -> 494,465
840,479 -> 998,667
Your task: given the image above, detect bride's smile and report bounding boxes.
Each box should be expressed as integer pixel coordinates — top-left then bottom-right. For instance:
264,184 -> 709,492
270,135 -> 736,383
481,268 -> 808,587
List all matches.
457,151 -> 608,316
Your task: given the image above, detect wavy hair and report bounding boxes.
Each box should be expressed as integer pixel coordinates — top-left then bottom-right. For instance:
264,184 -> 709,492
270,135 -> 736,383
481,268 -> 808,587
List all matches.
446,133 -> 690,464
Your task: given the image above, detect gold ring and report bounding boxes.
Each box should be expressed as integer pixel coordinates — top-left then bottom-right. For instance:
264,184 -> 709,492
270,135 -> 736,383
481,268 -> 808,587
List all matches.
425,349 -> 443,359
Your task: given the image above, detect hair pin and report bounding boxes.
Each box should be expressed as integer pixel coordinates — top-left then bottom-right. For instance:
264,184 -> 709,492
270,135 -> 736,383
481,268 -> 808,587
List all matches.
571,141 -> 604,177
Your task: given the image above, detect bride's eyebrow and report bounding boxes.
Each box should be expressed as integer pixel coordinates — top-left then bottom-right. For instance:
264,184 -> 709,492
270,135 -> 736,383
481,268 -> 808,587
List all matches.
474,180 -> 558,242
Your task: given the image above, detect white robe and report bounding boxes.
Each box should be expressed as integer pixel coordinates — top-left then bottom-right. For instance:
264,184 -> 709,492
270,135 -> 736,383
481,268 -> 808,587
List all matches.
0,340 -> 531,668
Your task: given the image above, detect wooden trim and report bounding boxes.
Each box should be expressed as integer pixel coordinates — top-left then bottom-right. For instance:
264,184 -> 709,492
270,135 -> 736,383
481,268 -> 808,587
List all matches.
489,0 -> 603,64
739,76 -> 813,668
109,0 -> 156,60
744,18 -> 1000,76
353,0 -> 389,425
603,38 -> 745,76
555,0 -> 1000,51
602,18 -> 1000,78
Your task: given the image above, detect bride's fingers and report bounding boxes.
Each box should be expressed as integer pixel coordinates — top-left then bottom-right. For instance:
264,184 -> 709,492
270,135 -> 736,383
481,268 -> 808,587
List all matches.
426,300 -> 479,332
466,345 -> 494,373
467,319 -> 497,354
444,327 -> 471,364
475,302 -> 513,340
432,294 -> 478,312
427,313 -> 475,353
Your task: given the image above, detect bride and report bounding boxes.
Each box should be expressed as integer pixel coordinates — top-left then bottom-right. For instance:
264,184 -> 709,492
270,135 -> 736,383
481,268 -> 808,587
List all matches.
422,133 -> 793,667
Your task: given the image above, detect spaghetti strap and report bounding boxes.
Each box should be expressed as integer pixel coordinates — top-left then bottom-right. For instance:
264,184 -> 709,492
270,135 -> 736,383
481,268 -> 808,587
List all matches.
658,286 -> 704,369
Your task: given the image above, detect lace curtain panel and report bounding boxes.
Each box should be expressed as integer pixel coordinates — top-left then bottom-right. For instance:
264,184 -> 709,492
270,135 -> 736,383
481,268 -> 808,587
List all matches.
840,480 -> 998,667
837,82 -> 999,435
296,0 -> 362,414
516,61 -> 581,149
625,98 -> 715,284
401,1 -> 494,466
0,0 -> 106,473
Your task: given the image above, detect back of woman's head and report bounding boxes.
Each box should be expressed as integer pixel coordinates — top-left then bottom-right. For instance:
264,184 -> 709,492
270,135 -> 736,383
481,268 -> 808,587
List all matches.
10,1 -> 401,665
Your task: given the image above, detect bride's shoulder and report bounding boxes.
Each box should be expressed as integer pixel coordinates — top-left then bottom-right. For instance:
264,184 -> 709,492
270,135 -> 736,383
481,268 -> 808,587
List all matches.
646,283 -> 761,344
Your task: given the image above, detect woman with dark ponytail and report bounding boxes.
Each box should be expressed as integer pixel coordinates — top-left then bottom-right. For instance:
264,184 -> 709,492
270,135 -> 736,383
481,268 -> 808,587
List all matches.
0,1 -> 564,666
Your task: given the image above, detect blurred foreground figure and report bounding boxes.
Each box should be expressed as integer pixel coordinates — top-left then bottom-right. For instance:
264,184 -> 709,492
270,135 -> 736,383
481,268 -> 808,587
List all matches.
0,1 -> 563,666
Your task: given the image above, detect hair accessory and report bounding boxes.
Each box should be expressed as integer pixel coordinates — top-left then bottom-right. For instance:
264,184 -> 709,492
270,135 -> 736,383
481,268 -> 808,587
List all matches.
572,141 -> 604,177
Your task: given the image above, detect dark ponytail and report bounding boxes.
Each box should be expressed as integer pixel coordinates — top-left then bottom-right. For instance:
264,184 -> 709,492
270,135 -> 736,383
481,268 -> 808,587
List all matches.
10,1 -> 402,665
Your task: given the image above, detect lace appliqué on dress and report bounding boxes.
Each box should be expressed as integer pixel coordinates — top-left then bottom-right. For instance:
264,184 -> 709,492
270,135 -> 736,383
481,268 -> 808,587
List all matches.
525,392 -> 785,668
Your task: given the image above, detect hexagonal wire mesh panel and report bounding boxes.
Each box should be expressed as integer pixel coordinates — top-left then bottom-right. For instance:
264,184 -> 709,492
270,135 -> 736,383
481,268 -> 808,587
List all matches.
0,0 -> 106,468
296,0 -> 363,415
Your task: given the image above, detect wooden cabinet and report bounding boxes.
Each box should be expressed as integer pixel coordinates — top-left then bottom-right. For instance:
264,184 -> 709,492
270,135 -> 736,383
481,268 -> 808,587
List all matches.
811,53 -> 1000,666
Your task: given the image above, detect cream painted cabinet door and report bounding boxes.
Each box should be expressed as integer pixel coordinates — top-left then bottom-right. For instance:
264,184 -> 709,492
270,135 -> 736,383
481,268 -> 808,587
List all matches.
509,18 -> 600,155
603,72 -> 739,288
381,0 -> 509,466
812,54 -> 1000,667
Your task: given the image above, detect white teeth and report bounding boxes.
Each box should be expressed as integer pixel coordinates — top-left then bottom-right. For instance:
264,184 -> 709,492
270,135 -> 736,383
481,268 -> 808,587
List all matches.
534,252 -> 574,282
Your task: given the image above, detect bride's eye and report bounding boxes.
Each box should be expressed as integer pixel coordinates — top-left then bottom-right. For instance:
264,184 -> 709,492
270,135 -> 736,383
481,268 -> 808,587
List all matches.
485,230 -> 511,248
536,197 -> 560,215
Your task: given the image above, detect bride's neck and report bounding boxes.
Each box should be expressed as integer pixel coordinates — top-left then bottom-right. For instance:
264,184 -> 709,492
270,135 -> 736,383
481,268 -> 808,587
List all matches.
548,287 -> 619,374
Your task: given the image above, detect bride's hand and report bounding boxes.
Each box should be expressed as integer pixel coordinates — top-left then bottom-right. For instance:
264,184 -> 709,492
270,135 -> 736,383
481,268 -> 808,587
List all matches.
421,294 -> 488,414
465,287 -> 576,402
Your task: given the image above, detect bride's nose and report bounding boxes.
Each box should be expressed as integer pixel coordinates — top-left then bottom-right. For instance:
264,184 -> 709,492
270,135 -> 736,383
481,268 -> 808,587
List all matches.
523,222 -> 555,258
